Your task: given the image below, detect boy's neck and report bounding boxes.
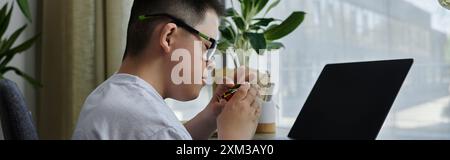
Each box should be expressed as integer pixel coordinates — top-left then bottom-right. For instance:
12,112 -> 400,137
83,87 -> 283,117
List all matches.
118,54 -> 168,99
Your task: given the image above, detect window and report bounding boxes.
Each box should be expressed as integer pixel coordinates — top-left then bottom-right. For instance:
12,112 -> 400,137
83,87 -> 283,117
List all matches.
167,0 -> 450,140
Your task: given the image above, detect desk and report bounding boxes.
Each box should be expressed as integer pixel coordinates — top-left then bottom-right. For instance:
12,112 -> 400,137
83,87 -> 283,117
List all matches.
253,127 -> 291,140
210,127 -> 291,140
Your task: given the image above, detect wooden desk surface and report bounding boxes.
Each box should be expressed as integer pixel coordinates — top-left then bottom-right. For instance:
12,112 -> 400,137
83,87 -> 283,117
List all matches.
253,127 -> 291,140
210,127 -> 291,140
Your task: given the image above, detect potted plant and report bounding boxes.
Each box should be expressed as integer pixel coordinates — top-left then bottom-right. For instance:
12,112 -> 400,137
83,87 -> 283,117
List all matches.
218,0 -> 305,62
0,0 -> 40,87
216,0 -> 305,134
440,0 -> 450,10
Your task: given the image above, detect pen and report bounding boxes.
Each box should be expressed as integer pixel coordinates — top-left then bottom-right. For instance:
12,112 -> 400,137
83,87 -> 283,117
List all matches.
220,84 -> 242,101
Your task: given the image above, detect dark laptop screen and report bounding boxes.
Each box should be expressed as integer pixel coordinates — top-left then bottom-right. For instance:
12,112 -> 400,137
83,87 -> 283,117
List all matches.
288,59 -> 413,140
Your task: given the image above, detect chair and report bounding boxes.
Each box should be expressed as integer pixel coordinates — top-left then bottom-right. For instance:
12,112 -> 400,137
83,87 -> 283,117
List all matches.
0,79 -> 38,140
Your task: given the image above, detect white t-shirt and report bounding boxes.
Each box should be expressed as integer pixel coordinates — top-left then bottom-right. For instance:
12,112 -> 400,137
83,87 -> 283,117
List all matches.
72,74 -> 192,140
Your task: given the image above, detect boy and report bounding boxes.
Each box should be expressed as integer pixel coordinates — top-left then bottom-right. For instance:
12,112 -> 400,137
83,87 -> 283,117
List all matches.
72,0 -> 261,140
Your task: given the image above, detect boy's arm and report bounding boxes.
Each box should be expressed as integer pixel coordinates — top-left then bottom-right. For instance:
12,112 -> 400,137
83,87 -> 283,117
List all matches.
185,67 -> 258,140
184,82 -> 233,140
184,104 -> 222,140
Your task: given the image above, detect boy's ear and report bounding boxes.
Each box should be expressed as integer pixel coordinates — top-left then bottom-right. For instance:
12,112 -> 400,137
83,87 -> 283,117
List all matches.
160,23 -> 178,54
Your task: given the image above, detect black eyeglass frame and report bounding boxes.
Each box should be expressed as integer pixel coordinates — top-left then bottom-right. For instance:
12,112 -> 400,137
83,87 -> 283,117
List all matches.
139,13 -> 217,62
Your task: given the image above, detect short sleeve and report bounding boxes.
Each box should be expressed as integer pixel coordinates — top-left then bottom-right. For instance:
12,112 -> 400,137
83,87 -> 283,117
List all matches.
140,127 -> 192,140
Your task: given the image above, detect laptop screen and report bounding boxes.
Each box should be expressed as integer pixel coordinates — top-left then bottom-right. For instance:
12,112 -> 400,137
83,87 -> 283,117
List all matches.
288,59 -> 413,140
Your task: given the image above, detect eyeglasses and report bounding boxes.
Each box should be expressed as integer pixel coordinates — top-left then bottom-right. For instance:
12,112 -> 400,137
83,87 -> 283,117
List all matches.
139,13 -> 217,62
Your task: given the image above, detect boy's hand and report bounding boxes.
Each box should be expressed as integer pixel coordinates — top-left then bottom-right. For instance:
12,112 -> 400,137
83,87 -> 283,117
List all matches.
217,83 -> 262,140
205,66 -> 258,120
184,78 -> 235,140
205,78 -> 235,118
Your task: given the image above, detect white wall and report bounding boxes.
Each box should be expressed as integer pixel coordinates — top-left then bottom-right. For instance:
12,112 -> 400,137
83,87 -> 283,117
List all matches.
0,0 -> 38,140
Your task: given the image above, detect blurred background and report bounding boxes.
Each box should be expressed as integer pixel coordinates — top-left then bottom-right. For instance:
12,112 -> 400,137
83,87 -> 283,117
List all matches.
170,0 -> 450,140
0,0 -> 449,140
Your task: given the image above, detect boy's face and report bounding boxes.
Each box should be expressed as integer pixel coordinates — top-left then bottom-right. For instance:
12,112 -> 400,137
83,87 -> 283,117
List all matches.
167,10 -> 219,101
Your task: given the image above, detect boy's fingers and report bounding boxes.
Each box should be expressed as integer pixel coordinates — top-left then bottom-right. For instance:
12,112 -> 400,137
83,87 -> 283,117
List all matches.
214,78 -> 235,94
236,66 -> 247,84
254,103 -> 261,118
223,77 -> 235,87
219,99 -> 227,106
234,66 -> 259,83
251,96 -> 261,108
229,83 -> 250,102
244,86 -> 258,103
248,73 -> 257,84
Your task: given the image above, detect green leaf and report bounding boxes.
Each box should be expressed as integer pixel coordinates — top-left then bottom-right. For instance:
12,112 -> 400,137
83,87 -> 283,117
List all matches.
0,5 -> 13,39
0,25 -> 27,56
232,16 -> 246,31
16,0 -> 31,22
0,4 -> 8,30
221,17 -> 232,26
0,40 -> 4,50
266,24 -> 279,31
225,8 -> 239,17
264,0 -> 281,16
219,25 -> 236,43
242,0 -> 256,20
264,11 -> 305,41
1,66 -> 42,88
255,0 -> 269,15
9,34 -> 39,55
267,42 -> 285,50
217,39 -> 232,52
0,4 -> 7,16
249,25 -> 262,31
253,18 -> 276,27
245,32 -> 267,54
241,0 -> 248,19
0,34 -> 39,68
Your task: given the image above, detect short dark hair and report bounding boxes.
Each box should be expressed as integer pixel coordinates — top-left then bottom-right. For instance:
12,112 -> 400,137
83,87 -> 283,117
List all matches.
124,0 -> 225,58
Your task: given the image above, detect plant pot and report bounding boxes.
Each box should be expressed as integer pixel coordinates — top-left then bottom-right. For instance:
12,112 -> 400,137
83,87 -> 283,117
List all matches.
256,101 -> 278,134
214,50 -> 279,134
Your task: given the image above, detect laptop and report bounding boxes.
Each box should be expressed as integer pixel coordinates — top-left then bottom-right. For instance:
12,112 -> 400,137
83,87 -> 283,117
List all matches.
287,59 -> 413,140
